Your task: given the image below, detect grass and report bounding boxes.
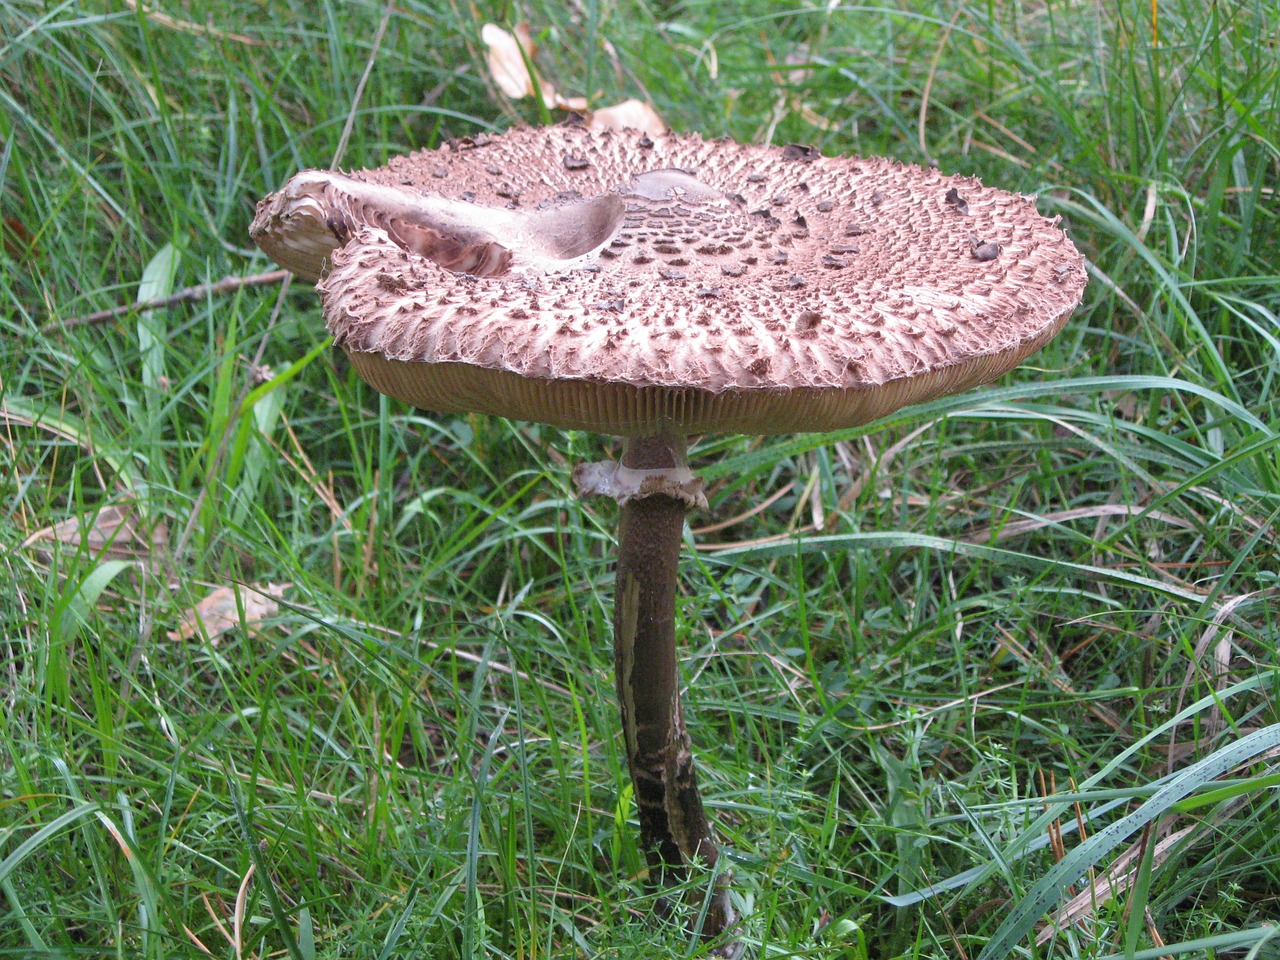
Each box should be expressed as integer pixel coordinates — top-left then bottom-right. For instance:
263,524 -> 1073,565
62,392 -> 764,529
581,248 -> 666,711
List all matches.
2,0 -> 1279,957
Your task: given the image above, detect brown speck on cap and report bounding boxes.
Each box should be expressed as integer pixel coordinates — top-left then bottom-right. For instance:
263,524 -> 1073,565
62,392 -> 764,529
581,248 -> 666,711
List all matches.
250,126 -> 1087,437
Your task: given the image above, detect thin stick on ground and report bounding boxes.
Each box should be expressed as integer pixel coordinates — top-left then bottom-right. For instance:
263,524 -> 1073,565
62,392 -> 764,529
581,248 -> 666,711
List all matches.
44,270 -> 289,333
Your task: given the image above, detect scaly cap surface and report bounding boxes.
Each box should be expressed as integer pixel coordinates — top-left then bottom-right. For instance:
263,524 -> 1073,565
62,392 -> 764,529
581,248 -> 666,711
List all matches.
251,126 -> 1086,436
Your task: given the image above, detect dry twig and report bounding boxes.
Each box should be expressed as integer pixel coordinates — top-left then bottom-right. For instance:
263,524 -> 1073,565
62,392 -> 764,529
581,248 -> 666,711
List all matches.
44,270 -> 289,333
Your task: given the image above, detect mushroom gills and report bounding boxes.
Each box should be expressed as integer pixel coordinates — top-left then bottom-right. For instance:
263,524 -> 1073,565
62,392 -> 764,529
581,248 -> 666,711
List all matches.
252,170 -> 627,280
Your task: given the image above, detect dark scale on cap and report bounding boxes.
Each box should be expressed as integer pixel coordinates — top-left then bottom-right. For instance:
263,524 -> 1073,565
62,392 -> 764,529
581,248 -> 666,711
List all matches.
971,239 -> 1001,261
945,188 -> 970,215
781,144 -> 820,162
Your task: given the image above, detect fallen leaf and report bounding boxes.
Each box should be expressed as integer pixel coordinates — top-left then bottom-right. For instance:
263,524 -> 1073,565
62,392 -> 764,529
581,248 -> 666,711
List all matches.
557,92 -> 591,112
481,22 -> 588,111
168,582 -> 289,644
482,22 -> 538,99
24,499 -> 168,568
588,99 -> 666,135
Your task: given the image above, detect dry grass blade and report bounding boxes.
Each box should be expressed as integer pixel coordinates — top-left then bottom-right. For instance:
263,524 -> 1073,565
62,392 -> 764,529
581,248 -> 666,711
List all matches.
1172,483 -> 1280,545
181,924 -> 218,958
840,680 -> 1023,733
996,626 -> 1129,734
276,596 -> 576,699
1036,825 -> 1193,944
693,481 -> 792,535
232,862 -> 255,960
963,503 -> 1196,544
121,0 -> 267,46
825,423 -> 937,531
1168,587 -> 1280,773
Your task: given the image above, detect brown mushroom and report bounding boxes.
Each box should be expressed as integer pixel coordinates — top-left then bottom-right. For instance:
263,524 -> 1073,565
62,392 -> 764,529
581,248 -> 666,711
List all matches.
250,125 -> 1087,951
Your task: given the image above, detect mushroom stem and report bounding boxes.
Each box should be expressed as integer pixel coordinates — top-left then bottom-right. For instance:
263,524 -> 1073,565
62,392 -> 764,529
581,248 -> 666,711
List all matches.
613,432 -> 736,946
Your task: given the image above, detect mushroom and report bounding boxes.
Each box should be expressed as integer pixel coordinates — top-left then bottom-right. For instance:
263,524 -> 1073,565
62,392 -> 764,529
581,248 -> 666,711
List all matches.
250,125 -> 1087,951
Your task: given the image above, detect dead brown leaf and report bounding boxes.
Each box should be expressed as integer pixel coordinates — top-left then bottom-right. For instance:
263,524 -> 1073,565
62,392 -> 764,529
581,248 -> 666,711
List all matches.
481,23 -> 588,111
588,98 -> 666,135
480,22 -> 665,128
3,216 -> 37,260
168,582 -> 289,644
482,22 -> 538,99
23,499 -> 168,568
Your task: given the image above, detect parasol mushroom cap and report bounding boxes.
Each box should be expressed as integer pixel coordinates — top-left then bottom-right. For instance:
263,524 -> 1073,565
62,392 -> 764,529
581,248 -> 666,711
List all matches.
251,126 -> 1087,437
